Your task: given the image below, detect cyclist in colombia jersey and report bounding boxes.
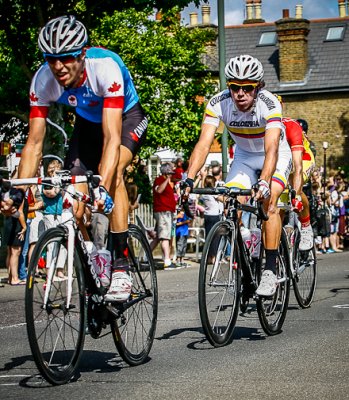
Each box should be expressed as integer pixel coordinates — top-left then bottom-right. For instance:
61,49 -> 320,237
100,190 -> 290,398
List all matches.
184,55 -> 292,297
18,16 -> 148,302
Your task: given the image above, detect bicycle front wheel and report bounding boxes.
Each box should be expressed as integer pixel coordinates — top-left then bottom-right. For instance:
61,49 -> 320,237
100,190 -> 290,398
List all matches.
257,230 -> 291,335
25,227 -> 86,385
198,220 -> 241,347
292,228 -> 317,308
112,224 -> 158,365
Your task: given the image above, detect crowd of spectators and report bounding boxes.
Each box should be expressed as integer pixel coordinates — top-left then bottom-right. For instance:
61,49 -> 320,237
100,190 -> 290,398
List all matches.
309,168 -> 349,253
1,156 -> 348,284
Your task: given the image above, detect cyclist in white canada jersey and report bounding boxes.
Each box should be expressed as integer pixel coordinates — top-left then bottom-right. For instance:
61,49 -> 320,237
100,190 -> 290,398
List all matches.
184,55 -> 292,297
17,15 -> 148,302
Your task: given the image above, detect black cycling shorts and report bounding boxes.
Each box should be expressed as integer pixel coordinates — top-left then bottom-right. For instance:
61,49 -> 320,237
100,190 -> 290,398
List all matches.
65,102 -> 148,174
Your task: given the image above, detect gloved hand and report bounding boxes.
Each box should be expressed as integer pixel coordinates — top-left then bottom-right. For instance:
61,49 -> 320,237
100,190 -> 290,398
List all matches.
252,179 -> 270,200
93,186 -> 114,215
292,195 -> 304,212
180,178 -> 194,192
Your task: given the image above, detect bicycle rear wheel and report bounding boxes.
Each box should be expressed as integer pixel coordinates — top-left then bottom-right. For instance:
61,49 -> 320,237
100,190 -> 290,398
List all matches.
198,221 -> 241,347
25,227 -> 86,385
257,230 -> 290,335
292,229 -> 317,308
111,224 -> 158,365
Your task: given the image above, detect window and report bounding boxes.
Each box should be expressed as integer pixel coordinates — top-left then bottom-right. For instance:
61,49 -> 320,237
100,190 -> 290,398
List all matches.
258,31 -> 277,46
325,26 -> 345,41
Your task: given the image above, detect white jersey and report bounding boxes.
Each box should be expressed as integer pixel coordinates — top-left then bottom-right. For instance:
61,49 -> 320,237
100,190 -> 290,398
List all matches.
203,89 -> 289,153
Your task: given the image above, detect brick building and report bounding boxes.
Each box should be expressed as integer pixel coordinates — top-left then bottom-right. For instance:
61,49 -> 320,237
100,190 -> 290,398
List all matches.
190,0 -> 349,170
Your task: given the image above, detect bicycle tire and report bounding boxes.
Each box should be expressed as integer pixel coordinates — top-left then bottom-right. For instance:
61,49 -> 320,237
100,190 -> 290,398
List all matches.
112,224 -> 158,365
256,229 -> 291,335
198,220 -> 241,347
292,228 -> 317,308
25,227 -> 86,385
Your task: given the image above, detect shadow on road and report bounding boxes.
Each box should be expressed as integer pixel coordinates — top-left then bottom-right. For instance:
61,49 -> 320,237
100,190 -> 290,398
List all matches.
156,325 -> 266,350
1,350 -> 134,388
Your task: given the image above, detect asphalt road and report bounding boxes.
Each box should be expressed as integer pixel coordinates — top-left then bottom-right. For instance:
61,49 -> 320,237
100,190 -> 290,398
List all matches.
0,251 -> 348,400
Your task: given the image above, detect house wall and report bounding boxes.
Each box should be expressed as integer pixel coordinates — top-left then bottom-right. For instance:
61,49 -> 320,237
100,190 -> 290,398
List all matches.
283,92 -> 349,170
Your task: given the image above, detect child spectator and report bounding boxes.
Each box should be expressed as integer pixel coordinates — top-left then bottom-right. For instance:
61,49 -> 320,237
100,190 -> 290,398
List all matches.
175,207 -> 192,268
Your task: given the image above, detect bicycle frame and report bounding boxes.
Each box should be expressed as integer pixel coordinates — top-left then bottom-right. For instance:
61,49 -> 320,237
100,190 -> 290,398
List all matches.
3,173 -> 104,308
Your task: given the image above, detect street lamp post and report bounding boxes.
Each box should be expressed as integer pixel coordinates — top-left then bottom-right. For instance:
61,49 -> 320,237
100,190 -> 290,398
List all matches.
322,141 -> 328,209
217,0 -> 228,180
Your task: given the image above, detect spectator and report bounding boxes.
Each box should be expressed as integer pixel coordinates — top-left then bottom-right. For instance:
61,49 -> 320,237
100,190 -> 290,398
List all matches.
172,157 -> 184,184
3,169 -> 27,285
42,159 -> 66,279
18,185 -> 43,280
150,163 -> 177,269
199,175 -> 224,237
27,185 -> 44,270
211,161 -> 224,186
175,207 -> 192,268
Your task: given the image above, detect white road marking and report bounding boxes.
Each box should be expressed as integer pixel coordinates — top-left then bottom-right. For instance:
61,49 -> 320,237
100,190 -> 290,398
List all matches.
333,304 -> 349,309
0,322 -> 26,330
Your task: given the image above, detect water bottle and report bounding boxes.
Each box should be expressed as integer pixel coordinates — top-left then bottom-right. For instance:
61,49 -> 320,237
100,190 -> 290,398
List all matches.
94,249 -> 112,287
250,228 -> 262,258
241,226 -> 252,250
85,241 -> 111,287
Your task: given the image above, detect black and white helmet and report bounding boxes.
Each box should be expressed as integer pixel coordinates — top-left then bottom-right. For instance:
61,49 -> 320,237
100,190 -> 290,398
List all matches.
38,15 -> 88,55
225,54 -> 264,81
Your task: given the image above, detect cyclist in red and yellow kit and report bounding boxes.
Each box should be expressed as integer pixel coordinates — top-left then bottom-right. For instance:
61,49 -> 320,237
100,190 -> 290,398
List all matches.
282,116 -> 315,250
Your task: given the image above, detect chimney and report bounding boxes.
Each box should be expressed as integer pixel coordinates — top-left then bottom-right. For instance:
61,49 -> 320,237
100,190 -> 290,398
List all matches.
295,5 -> 303,18
275,10 -> 310,82
189,12 -> 198,26
202,5 -> 211,25
282,9 -> 289,18
254,0 -> 263,20
338,0 -> 347,17
243,0 -> 265,24
245,0 -> 254,21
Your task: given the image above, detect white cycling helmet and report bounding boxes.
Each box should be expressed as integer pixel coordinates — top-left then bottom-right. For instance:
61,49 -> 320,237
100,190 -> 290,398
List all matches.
38,15 -> 88,55
225,54 -> 264,81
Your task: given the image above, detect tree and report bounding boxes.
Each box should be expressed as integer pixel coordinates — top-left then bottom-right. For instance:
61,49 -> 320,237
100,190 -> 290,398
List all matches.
0,2 -> 215,156
92,7 -> 216,156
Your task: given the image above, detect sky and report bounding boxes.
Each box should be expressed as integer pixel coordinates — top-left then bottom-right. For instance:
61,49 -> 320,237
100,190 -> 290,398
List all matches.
182,0 -> 346,26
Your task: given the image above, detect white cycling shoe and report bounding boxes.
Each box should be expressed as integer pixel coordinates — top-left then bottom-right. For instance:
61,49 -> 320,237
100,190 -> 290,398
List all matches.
299,225 -> 314,251
256,270 -> 278,297
104,271 -> 132,302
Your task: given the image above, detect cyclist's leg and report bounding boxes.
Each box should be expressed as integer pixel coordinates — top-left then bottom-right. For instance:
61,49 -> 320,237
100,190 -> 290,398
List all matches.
64,116 -> 103,240
257,149 -> 292,296
106,104 -> 148,302
297,156 -> 316,250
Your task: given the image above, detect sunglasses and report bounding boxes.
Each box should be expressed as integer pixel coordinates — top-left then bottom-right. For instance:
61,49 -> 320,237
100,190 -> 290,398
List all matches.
44,50 -> 82,65
228,82 -> 259,93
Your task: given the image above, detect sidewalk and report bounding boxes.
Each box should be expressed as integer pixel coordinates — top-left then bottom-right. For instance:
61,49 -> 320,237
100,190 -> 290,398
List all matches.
0,254 -> 201,286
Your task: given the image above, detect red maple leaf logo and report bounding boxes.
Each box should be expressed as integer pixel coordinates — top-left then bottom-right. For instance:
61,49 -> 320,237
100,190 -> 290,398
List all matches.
63,198 -> 72,209
108,82 -> 121,93
30,92 -> 39,102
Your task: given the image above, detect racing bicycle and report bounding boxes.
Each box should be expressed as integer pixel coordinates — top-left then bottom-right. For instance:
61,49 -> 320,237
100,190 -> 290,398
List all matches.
278,186 -> 317,308
1,172 -> 158,385
193,186 -> 291,347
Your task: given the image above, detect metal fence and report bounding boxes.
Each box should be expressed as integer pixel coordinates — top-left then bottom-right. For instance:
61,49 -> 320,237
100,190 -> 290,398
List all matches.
134,203 -> 154,229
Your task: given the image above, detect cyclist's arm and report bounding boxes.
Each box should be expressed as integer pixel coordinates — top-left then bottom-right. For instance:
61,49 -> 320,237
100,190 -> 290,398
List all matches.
291,149 -> 303,195
18,117 -> 46,179
187,124 -> 216,180
260,127 -> 280,183
99,107 -> 123,192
